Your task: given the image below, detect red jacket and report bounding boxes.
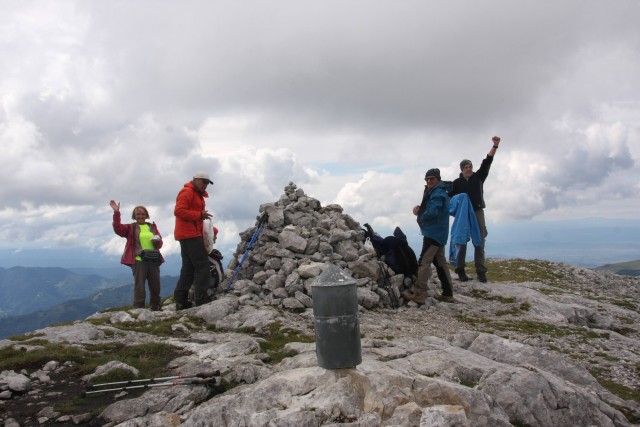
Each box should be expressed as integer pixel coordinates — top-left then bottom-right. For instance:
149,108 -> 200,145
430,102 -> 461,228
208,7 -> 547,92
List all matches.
112,211 -> 164,266
174,181 -> 209,241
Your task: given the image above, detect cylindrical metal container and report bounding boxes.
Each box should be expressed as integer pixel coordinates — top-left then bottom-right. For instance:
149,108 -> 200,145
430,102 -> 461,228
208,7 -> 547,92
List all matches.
312,264 -> 362,369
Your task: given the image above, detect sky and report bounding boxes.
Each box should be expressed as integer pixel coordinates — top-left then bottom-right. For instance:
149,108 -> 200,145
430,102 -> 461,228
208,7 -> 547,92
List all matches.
1,1 -> 639,269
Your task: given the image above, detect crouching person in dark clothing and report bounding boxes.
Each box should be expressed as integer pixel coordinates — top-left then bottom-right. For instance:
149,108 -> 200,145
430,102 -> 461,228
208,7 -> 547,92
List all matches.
403,168 -> 454,304
173,172 -> 214,310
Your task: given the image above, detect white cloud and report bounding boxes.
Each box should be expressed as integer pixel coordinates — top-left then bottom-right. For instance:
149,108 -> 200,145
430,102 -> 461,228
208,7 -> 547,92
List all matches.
0,0 -> 639,262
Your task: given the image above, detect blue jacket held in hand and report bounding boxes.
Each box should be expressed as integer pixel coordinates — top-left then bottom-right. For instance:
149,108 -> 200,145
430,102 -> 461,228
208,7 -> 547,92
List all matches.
416,183 -> 450,246
448,193 -> 482,265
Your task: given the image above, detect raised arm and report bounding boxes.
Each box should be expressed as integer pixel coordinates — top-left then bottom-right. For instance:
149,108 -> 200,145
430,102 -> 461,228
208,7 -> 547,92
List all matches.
488,136 -> 501,157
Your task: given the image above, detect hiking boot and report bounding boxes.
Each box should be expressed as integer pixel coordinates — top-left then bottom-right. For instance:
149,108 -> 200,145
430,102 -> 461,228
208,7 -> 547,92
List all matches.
402,290 -> 426,304
435,294 -> 454,303
175,301 -> 193,311
151,305 -> 162,312
455,268 -> 470,282
477,272 -> 488,283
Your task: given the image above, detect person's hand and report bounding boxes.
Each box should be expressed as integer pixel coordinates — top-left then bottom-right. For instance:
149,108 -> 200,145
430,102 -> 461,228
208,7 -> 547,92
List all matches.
492,136 -> 501,146
412,205 -> 420,216
109,200 -> 120,212
201,210 -> 213,220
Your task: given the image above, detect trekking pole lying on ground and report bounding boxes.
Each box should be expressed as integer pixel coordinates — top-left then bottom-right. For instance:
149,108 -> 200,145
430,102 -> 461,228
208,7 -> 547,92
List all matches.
83,371 -> 221,396
225,211 -> 269,292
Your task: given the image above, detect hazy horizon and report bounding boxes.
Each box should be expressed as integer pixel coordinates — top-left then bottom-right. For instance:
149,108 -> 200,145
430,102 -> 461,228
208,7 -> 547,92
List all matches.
2,217 -> 638,275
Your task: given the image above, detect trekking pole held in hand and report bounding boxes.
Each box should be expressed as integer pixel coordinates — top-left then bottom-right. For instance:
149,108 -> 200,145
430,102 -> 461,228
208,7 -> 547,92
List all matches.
225,212 -> 269,291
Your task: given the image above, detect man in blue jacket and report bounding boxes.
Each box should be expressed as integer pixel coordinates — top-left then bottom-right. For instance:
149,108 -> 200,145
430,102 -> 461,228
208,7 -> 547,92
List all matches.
403,168 -> 454,303
449,136 -> 501,283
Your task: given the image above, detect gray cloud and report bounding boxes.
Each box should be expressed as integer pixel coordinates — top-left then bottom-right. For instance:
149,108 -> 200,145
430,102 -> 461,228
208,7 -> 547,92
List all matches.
1,0 -> 639,254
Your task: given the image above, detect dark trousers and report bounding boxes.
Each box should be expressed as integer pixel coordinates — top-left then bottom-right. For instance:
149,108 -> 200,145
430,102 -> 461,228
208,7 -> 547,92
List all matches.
174,237 -> 210,306
415,237 -> 453,297
455,208 -> 488,274
131,262 -> 161,309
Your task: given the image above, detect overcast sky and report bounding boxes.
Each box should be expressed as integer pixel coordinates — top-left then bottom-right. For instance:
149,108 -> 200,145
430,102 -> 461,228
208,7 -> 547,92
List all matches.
1,1 -> 639,262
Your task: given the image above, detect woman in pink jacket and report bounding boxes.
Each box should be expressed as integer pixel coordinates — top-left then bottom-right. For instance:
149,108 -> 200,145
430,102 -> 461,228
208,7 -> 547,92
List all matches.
110,200 -> 164,310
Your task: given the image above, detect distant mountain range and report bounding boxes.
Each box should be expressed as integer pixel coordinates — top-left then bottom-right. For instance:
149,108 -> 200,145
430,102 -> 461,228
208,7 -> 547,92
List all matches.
0,271 -> 178,339
594,260 -> 640,277
1,256 -> 637,340
0,266 -> 128,318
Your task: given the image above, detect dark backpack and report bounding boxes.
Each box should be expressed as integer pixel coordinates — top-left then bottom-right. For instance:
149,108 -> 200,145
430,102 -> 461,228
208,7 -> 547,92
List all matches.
364,224 -> 418,276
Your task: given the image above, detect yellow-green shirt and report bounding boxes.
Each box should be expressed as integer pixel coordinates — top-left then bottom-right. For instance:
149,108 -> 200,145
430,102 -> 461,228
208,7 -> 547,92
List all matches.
136,224 -> 155,261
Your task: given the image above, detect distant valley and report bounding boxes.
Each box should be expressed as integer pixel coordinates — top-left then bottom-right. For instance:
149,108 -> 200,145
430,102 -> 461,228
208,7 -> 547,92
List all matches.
0,257 -> 637,340
0,267 -> 178,339
0,266 -> 126,318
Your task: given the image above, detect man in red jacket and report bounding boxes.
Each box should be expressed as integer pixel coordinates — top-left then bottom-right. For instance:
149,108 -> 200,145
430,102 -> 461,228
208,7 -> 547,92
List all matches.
173,172 -> 214,309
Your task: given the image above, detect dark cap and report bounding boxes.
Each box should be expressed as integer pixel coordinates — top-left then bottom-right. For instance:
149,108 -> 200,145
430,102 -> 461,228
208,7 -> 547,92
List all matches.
425,168 -> 441,180
460,159 -> 472,170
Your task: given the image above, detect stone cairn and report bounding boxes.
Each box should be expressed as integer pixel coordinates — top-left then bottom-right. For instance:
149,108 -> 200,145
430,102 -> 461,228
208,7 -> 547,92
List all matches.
222,182 -> 413,309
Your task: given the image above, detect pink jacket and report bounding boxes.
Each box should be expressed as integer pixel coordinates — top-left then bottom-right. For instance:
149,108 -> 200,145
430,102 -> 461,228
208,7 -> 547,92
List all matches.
112,211 -> 164,266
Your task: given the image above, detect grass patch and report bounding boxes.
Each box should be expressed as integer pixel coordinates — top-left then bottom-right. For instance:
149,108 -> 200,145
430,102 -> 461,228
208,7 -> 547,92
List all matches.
113,316 -> 207,337
463,318 -> 611,342
0,341 -> 182,380
61,342 -> 183,416
608,299 -> 638,311
589,367 -> 640,406
492,300 -> 532,316
495,307 -> 524,316
247,321 -> 315,364
455,314 -> 492,326
537,287 -> 569,295
101,304 -> 134,313
470,289 -> 516,304
0,339 -> 184,418
459,378 -> 478,388
7,332 -> 45,342
617,316 -> 635,325
0,341 -> 85,372
500,320 -> 567,337
611,326 -> 636,337
594,351 -> 619,362
485,259 -> 564,284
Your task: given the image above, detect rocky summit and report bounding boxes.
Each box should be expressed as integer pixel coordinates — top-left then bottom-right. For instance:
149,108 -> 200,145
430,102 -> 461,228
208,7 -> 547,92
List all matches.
1,182 -> 639,426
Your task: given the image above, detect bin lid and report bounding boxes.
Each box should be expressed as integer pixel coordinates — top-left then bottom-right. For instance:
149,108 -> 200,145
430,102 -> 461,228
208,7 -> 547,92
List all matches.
312,264 -> 356,287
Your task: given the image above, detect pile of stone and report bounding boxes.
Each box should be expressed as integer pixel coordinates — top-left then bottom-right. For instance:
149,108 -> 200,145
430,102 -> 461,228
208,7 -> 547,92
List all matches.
223,182 -> 413,309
